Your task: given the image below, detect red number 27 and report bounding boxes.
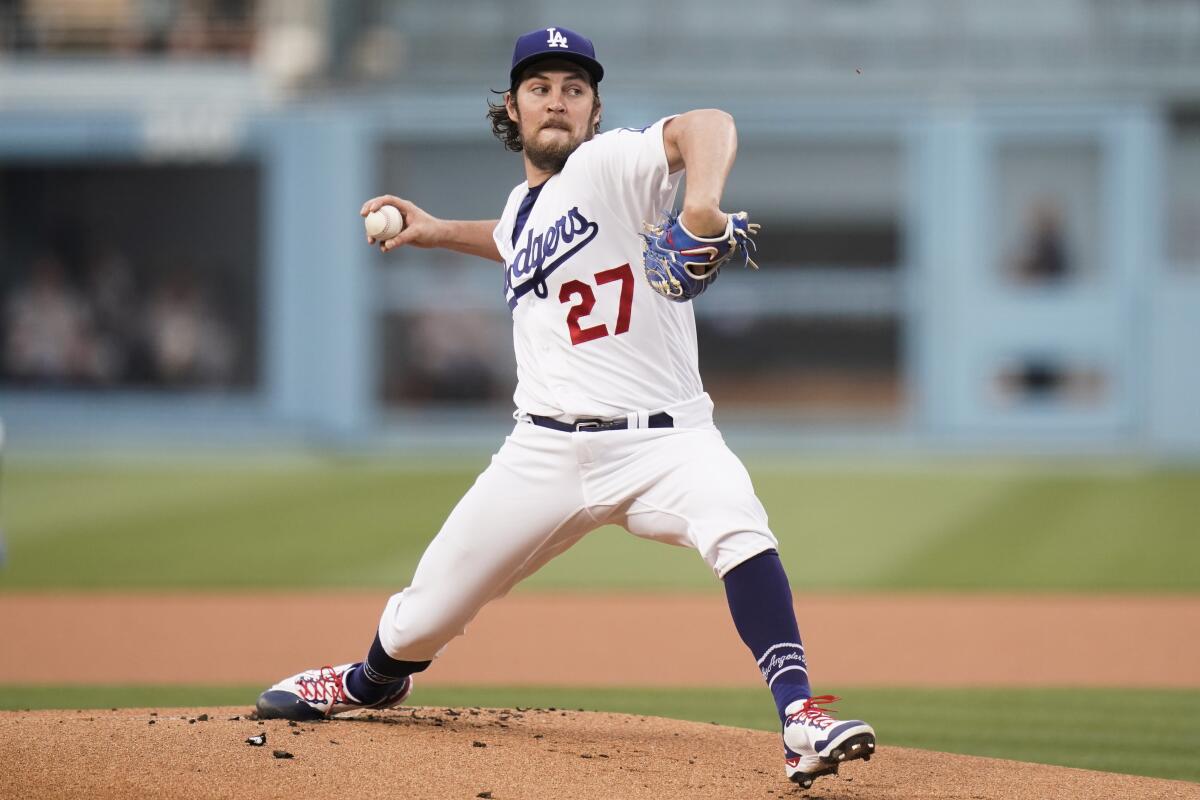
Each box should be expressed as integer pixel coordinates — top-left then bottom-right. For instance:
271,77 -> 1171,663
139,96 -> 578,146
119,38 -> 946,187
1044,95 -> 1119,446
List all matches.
558,263 -> 635,346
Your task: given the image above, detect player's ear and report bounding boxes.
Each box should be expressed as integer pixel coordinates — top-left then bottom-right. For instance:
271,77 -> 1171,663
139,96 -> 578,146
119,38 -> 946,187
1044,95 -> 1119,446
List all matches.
505,91 -> 519,124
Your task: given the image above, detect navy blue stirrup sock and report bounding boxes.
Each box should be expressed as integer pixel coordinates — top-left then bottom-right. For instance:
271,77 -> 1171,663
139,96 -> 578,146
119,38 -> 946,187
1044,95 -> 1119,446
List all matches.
344,634 -> 431,704
723,549 -> 811,721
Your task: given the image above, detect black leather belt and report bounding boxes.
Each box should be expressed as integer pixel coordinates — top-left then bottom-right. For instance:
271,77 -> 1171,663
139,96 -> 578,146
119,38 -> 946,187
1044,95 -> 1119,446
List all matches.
529,412 -> 674,432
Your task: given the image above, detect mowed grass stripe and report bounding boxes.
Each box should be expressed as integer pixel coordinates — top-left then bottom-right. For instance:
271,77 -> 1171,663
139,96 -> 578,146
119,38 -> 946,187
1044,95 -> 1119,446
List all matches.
1,685 -> 1196,783
883,473 -> 1200,591
1,462 -> 475,589
3,459 -> 1198,591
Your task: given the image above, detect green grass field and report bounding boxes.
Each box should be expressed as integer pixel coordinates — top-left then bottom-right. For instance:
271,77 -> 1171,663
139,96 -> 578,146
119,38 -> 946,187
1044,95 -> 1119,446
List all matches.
2,455 -> 1198,783
2,685 -> 1197,783
2,457 -> 1198,591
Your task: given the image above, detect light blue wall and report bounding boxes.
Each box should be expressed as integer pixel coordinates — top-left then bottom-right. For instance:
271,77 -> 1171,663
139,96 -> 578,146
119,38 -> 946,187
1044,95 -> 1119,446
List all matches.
1,94 -> 1197,454
264,109 -> 375,434
914,104 -> 1153,441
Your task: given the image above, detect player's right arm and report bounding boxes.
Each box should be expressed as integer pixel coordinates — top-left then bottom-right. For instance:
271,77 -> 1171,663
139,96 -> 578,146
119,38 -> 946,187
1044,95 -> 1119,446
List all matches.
662,109 -> 737,237
361,195 -> 502,263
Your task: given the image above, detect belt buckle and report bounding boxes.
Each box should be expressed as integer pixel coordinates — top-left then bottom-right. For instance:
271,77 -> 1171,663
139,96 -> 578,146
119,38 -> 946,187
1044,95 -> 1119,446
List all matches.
574,419 -> 603,431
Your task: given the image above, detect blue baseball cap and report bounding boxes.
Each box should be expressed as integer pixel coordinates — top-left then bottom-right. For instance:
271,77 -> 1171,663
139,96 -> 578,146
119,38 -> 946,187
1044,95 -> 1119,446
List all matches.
510,26 -> 603,86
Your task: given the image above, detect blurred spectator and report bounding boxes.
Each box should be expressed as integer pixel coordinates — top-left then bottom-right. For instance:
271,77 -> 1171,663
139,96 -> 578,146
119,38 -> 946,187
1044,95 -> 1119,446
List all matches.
994,357 -> 1106,409
0,0 -> 29,50
126,0 -> 182,53
3,253 -> 97,384
1012,198 -> 1072,284
2,0 -> 256,55
145,269 -> 236,386
83,245 -> 143,384
165,0 -> 213,54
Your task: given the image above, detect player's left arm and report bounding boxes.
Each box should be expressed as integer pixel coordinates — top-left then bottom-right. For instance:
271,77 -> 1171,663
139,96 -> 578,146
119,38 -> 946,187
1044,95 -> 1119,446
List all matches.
662,109 -> 737,238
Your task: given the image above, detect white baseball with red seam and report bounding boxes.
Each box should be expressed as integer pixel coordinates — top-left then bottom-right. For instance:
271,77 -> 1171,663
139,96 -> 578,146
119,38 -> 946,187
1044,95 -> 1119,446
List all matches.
365,205 -> 404,239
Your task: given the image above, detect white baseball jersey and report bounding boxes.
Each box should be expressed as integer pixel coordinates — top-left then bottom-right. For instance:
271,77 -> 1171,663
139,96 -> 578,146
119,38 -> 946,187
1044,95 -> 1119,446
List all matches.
373,115 -> 777,666
492,116 -> 701,420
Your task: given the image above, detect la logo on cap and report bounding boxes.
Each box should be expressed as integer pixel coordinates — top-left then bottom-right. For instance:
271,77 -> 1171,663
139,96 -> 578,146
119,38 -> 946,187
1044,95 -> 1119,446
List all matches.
546,27 -> 568,48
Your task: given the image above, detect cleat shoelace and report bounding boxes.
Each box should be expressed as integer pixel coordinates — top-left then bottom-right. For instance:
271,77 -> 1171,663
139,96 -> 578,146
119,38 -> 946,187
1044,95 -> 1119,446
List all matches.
296,666 -> 348,705
785,694 -> 842,730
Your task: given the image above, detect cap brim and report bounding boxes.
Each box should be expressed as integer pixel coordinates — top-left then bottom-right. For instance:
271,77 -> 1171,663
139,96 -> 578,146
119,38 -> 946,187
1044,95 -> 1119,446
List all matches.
510,51 -> 603,86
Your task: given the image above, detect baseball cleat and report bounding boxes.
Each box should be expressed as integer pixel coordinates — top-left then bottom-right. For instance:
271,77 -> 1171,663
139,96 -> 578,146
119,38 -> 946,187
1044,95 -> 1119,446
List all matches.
255,663 -> 413,721
783,695 -> 875,789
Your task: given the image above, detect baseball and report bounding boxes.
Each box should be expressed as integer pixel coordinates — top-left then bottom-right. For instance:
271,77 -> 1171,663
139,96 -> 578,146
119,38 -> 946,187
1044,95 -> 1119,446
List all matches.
365,205 -> 404,239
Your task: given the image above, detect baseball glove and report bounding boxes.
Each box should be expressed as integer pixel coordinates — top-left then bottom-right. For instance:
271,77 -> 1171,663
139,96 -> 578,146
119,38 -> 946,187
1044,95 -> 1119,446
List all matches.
640,211 -> 760,302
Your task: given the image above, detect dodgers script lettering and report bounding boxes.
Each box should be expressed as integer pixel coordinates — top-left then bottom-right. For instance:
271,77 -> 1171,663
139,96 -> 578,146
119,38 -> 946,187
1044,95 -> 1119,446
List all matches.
505,206 -> 600,306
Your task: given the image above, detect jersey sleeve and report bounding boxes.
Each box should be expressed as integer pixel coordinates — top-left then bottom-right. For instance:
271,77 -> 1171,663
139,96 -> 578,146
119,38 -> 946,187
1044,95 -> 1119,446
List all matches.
578,115 -> 682,234
493,183 -> 527,263
492,218 -> 510,263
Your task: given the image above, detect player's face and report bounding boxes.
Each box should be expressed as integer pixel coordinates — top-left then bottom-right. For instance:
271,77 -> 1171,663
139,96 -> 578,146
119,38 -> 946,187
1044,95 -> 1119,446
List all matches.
508,65 -> 600,174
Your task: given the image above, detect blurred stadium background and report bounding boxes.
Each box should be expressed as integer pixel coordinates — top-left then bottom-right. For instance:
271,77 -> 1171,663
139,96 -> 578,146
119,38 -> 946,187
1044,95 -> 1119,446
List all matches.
1,0 -> 1198,454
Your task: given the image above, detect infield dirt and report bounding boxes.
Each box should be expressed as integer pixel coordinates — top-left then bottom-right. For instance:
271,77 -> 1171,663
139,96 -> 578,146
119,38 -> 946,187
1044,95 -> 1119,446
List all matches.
2,593 -> 1199,798
3,705 -> 1198,800
1,592 -> 1196,686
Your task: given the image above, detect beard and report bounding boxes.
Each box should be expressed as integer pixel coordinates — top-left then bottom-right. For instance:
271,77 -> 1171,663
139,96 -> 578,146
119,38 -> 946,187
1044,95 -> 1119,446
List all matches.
522,122 -> 589,173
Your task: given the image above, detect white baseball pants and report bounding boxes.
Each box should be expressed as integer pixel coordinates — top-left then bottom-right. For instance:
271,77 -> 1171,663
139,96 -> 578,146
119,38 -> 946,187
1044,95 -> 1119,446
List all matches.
376,394 -> 778,663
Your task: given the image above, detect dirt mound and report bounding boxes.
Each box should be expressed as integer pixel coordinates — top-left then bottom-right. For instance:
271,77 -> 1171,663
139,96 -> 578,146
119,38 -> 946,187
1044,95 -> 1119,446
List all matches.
1,707 -> 1195,800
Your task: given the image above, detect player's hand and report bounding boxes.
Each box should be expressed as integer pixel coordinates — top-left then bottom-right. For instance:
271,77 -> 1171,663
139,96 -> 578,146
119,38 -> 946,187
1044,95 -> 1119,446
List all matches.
361,195 -> 442,252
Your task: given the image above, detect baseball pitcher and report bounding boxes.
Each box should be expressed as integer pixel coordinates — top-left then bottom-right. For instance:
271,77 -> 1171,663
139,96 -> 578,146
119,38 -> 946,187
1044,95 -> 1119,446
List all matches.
257,26 -> 875,789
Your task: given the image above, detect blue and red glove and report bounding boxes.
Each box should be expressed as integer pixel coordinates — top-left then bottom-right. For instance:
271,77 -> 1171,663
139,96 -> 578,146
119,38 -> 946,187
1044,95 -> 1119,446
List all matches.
640,211 -> 760,302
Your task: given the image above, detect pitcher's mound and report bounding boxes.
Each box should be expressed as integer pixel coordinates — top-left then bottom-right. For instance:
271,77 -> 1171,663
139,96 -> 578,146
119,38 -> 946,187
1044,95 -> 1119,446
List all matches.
1,706 -> 1195,800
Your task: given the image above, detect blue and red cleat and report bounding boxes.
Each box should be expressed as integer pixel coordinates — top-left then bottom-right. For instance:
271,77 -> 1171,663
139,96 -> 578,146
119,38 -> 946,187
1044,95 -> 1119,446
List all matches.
256,663 -> 413,721
782,695 -> 876,788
